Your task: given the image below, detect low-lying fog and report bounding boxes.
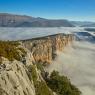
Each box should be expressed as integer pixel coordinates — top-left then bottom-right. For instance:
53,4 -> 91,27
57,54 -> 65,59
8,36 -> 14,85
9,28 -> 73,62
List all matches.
46,41 -> 95,95
0,27 -> 84,40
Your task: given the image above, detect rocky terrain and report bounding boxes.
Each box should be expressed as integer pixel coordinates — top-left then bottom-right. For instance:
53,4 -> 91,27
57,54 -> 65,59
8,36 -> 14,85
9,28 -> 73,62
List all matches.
0,13 -> 74,27
0,34 -> 81,95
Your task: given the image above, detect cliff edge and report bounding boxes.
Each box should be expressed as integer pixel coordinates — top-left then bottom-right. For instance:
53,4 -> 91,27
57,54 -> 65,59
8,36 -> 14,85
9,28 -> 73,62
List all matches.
22,33 -> 73,64
0,33 -> 81,95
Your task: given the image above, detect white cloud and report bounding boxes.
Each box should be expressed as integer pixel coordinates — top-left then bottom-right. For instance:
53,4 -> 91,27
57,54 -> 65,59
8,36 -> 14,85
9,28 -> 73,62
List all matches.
0,27 -> 84,40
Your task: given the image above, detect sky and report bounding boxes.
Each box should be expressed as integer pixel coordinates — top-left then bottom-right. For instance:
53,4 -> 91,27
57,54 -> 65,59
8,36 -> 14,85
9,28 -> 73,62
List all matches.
0,0 -> 95,21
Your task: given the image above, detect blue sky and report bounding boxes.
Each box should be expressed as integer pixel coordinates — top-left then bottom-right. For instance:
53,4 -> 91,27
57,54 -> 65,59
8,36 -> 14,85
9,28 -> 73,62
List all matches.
0,0 -> 95,21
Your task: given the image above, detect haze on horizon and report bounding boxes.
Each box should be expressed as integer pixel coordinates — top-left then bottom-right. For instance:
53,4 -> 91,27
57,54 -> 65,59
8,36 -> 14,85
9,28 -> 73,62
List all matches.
0,0 -> 95,22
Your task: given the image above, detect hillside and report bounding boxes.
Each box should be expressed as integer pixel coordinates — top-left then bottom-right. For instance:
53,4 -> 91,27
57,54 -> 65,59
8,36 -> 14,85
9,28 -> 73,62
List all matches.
0,13 -> 74,27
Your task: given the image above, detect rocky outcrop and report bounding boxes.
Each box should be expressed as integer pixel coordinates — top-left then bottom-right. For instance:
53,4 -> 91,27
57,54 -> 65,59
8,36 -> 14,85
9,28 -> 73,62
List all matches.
0,57 -> 35,95
22,33 -> 73,64
0,33 -> 74,95
0,54 -> 54,95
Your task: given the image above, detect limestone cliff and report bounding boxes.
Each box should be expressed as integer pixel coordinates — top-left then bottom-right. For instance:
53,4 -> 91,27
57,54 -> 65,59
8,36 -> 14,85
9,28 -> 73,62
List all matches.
22,33 -> 73,64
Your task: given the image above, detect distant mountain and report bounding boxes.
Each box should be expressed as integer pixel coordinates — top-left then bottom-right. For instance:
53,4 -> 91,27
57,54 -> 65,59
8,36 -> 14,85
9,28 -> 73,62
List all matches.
0,13 -> 74,27
84,28 -> 95,31
81,23 -> 95,27
71,21 -> 95,27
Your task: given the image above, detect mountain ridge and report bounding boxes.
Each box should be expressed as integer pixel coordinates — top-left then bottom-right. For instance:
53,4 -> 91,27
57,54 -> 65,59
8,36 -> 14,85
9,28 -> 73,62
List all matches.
0,13 -> 74,27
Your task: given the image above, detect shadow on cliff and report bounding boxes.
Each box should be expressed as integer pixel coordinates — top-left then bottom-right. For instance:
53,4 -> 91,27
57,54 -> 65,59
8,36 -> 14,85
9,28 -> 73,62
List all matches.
46,41 -> 95,95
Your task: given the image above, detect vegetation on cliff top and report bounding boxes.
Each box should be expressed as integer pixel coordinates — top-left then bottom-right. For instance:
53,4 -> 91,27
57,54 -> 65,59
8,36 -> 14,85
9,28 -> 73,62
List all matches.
0,41 -> 26,63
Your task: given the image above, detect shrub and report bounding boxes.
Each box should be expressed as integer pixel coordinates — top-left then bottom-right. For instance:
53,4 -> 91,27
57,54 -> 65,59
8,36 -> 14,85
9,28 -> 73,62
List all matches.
0,41 -> 26,63
27,65 -> 37,83
36,62 -> 44,72
46,70 -> 81,95
35,81 -> 53,95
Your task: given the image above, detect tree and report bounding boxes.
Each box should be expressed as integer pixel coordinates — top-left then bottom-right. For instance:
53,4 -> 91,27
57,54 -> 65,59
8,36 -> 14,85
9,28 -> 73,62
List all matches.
46,70 -> 81,95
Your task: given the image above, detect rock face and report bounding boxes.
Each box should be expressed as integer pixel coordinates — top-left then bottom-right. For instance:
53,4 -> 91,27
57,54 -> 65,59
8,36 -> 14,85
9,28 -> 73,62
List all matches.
0,57 -> 35,95
0,33 -> 73,95
22,34 -> 73,64
0,53 -> 55,95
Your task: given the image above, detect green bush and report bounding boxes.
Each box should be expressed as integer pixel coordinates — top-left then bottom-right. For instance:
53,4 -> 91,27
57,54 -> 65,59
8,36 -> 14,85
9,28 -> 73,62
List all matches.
35,81 -> 53,95
36,63 -> 44,72
46,70 -> 81,95
27,65 -> 38,83
0,41 -> 26,63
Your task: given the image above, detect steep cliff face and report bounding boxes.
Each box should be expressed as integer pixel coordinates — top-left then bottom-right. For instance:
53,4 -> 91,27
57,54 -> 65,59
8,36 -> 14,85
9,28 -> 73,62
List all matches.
22,33 -> 73,64
0,53 -> 54,95
0,33 -> 74,95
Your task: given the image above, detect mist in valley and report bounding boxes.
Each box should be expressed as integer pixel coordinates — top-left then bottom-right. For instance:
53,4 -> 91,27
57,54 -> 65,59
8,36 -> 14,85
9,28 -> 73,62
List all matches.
46,41 -> 95,95
0,27 -> 83,40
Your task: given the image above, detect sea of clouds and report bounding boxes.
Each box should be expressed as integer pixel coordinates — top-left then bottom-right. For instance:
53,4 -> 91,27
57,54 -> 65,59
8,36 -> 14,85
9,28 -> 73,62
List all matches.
0,27 -> 84,40
46,41 -> 95,95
